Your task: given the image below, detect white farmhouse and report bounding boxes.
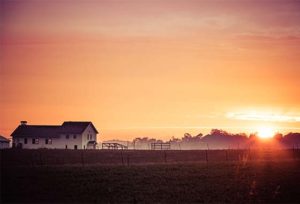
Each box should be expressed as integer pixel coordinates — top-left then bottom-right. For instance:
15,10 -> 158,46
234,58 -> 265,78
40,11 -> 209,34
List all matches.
0,135 -> 10,149
11,121 -> 99,149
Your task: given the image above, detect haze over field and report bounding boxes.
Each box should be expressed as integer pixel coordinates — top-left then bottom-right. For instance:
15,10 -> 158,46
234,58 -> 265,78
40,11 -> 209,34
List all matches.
1,0 -> 300,140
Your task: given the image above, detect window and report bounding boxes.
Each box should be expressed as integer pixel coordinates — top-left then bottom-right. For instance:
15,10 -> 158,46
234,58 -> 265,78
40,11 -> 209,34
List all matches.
87,134 -> 92,140
32,138 -> 39,144
73,134 -> 76,139
45,138 -> 52,144
74,145 -> 77,150
24,138 -> 27,144
66,134 -> 69,139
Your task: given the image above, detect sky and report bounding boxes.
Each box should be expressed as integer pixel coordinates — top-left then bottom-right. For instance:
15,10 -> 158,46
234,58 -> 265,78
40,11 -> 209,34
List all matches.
1,0 -> 300,141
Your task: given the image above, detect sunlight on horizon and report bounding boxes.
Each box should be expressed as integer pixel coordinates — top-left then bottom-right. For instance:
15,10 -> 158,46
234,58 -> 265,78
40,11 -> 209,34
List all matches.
256,126 -> 276,139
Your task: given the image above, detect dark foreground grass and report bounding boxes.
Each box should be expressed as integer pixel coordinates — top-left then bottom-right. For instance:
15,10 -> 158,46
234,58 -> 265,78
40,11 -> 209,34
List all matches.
1,160 -> 300,203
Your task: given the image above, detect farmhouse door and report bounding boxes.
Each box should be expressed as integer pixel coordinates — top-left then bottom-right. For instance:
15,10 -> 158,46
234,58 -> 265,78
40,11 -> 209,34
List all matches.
17,143 -> 23,149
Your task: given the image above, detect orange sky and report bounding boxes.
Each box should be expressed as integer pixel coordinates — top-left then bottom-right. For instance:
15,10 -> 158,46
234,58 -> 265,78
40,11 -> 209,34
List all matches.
1,0 -> 300,141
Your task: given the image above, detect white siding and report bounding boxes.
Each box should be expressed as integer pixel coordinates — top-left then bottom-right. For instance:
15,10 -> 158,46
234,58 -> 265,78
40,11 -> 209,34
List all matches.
57,134 -> 83,149
81,123 -> 98,149
0,142 -> 9,149
15,134 -> 84,149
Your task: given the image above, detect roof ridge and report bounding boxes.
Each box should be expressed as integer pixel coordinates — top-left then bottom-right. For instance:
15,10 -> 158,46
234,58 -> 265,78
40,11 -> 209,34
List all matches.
63,121 -> 91,123
21,125 -> 61,127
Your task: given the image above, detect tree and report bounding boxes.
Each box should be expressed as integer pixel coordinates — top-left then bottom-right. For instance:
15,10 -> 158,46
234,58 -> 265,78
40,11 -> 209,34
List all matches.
274,132 -> 283,141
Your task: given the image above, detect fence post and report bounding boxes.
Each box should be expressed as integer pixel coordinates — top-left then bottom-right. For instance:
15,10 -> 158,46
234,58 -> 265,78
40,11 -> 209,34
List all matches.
292,144 -> 295,159
39,151 -> 42,166
127,154 -> 130,166
205,143 -> 209,163
226,150 -> 228,161
248,147 -> 251,161
81,150 -> 85,167
121,149 -> 124,165
298,144 -> 300,159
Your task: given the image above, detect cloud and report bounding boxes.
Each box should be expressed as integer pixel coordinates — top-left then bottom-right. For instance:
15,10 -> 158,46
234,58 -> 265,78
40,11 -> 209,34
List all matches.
227,112 -> 300,123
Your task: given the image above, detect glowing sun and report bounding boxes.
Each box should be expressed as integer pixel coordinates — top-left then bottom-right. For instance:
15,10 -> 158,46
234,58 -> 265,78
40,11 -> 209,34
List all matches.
257,126 -> 275,139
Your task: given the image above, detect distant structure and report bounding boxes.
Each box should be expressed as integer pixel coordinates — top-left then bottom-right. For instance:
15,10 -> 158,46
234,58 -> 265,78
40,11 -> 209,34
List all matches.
11,121 -> 99,149
151,142 -> 171,150
0,135 -> 10,149
102,143 -> 128,150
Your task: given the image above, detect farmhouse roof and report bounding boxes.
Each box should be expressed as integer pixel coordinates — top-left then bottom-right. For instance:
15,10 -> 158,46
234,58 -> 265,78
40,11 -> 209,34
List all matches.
61,122 -> 99,134
0,135 -> 10,142
11,121 -> 98,138
11,125 -> 61,138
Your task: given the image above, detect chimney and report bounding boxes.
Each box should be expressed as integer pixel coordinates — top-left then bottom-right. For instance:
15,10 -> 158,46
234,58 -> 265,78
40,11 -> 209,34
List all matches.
20,121 -> 27,126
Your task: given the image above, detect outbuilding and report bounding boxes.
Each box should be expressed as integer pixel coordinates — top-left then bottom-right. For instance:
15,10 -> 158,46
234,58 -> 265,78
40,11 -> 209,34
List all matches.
0,135 -> 10,149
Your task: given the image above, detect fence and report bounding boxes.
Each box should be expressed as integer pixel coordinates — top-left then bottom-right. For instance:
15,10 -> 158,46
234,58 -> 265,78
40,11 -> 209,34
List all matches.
151,142 -> 171,150
102,143 -> 128,150
1,148 -> 300,167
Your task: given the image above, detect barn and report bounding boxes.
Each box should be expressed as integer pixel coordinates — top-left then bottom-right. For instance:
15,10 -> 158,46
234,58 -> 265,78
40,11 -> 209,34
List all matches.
11,121 -> 99,149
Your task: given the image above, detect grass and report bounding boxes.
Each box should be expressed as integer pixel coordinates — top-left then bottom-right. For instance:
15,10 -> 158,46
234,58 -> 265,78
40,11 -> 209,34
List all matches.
1,149 -> 300,203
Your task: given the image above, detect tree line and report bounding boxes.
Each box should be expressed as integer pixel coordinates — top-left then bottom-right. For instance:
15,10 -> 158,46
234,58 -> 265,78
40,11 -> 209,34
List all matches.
103,129 -> 300,150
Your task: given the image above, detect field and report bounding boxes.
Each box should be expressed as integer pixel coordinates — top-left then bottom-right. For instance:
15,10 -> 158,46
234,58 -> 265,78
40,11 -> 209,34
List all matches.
1,149 -> 300,203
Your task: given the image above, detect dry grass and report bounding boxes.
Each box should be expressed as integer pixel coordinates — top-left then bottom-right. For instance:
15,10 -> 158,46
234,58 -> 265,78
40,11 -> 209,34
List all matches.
1,149 -> 300,203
